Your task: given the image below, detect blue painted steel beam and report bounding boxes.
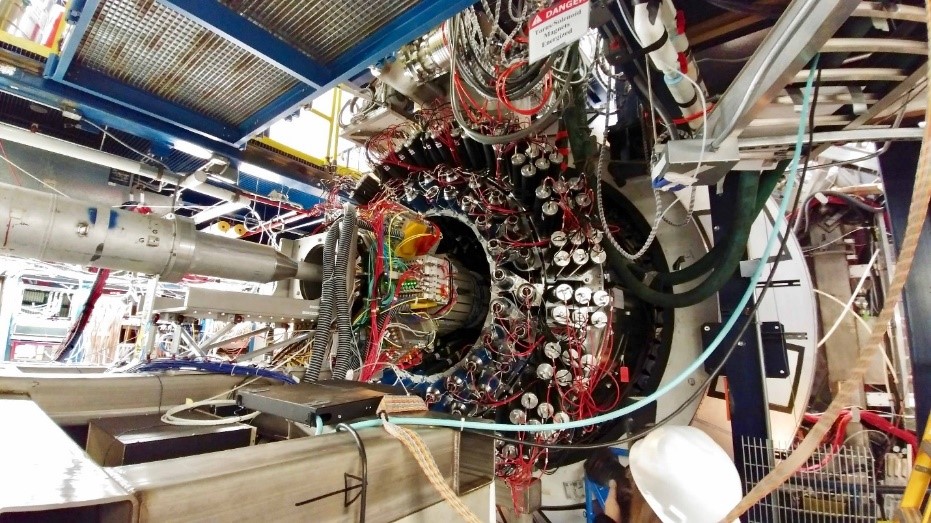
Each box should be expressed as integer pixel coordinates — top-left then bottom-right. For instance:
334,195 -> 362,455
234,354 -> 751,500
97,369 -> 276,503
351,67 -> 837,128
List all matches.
880,141 -> 931,438
0,67 -> 243,159
709,174 -> 772,519
235,83 -> 315,142
64,66 -> 240,143
44,0 -> 102,81
158,0 -> 331,89
235,0 -> 475,145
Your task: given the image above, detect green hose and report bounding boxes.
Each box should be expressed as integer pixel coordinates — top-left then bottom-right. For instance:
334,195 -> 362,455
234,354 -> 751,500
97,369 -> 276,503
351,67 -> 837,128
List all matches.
609,170 -> 760,308
626,161 -> 787,287
651,161 -> 787,285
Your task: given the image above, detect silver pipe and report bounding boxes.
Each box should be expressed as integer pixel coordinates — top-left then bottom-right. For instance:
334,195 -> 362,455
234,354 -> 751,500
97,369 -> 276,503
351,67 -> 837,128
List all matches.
0,122 -> 243,203
179,329 -> 206,358
0,122 -> 177,184
198,322 -> 237,349
0,182 -> 321,283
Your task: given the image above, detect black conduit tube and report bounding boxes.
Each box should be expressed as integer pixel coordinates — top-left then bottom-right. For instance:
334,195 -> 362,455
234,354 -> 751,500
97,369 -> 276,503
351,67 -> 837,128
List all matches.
304,223 -> 340,382
332,206 -> 359,380
607,171 -> 760,308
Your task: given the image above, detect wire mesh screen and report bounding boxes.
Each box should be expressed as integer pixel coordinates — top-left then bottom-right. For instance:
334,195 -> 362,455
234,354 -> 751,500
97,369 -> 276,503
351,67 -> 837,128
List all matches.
219,0 -> 420,63
741,437 -> 877,522
75,0 -> 300,127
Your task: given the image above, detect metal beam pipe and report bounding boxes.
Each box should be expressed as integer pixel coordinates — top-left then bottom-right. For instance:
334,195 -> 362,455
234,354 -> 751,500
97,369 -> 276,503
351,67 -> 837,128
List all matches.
0,121 -> 176,184
738,127 -> 924,148
0,123 -> 236,204
0,182 -> 321,283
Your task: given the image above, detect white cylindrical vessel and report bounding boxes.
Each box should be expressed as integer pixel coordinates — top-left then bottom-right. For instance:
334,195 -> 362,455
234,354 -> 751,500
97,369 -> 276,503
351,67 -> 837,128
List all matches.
633,1 -> 679,74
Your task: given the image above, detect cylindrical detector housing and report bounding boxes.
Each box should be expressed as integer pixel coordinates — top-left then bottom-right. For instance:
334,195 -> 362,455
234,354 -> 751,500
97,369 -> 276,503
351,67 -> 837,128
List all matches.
0,182 -> 319,283
431,258 -> 489,335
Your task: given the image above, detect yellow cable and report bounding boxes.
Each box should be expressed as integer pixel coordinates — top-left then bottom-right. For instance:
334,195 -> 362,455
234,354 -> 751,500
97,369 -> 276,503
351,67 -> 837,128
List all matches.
724,4 -> 931,518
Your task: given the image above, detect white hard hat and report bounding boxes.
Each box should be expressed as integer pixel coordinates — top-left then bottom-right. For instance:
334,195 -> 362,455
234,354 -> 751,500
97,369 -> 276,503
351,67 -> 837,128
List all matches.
629,426 -> 742,522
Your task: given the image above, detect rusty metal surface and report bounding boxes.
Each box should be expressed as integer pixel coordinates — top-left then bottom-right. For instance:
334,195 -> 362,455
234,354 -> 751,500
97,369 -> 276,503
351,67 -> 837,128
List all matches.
75,0 -> 299,126
220,0 -> 420,63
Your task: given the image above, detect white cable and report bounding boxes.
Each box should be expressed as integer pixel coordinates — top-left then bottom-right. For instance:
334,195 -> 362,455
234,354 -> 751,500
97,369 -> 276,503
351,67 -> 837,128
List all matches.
615,0 -> 707,224
0,148 -> 67,196
161,398 -> 260,426
812,288 -> 898,383
816,249 -> 879,349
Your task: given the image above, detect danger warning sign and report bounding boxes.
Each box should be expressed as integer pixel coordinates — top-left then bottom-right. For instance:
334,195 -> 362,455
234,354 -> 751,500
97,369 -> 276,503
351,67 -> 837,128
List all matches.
527,0 -> 590,64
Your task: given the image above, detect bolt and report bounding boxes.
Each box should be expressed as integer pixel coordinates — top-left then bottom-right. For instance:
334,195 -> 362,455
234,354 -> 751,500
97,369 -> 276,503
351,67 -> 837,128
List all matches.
713,225 -> 720,231
688,378 -> 696,386
703,325 -> 711,332
737,340 -> 746,347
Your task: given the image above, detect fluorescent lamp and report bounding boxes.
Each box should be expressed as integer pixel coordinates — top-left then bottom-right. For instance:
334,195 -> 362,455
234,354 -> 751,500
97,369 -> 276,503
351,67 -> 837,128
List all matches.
192,198 -> 248,224
173,140 -> 213,160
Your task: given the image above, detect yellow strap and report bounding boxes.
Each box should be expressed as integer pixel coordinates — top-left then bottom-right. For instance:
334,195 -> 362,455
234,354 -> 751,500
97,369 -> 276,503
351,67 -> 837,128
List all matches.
383,420 -> 483,523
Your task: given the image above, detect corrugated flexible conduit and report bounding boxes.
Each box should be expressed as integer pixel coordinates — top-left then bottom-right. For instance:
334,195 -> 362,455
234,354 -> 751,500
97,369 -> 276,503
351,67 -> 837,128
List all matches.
304,223 -> 340,382
606,167 -> 760,308
332,206 -> 359,380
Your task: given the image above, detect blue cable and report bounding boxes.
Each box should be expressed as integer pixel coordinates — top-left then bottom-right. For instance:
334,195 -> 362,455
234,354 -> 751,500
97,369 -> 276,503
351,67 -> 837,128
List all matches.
131,359 -> 298,384
352,55 -> 822,434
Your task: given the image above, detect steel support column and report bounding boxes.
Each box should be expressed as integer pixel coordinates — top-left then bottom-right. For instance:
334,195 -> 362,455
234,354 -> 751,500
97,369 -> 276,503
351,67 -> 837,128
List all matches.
706,0 -> 859,149
706,173 -> 771,512
43,0 -> 102,81
880,141 -> 931,437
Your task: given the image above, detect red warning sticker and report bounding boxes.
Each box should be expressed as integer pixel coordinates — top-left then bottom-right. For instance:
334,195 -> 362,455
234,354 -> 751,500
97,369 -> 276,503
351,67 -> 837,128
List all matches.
527,0 -> 591,63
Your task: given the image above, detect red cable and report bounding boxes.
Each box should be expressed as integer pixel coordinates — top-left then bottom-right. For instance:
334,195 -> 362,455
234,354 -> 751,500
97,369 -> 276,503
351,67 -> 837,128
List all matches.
672,102 -> 715,125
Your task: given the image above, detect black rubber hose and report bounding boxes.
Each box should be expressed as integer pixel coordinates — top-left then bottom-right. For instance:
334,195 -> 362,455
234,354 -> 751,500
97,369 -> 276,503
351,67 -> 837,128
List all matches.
607,170 -> 760,308
815,190 -> 884,214
332,206 -> 359,380
304,223 -> 340,382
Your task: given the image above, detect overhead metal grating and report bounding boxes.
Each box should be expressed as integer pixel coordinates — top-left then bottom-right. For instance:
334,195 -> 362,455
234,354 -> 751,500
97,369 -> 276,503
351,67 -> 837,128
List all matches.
74,0 -> 301,127
219,0 -> 421,63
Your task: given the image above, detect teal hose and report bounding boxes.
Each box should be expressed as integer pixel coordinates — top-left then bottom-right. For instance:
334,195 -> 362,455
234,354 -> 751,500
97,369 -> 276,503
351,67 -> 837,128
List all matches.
349,55 -> 822,435
609,170 -> 759,308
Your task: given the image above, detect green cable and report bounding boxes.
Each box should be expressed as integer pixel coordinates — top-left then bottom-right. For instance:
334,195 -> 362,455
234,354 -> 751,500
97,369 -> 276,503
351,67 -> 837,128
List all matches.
641,161 -> 788,287
609,168 -> 760,308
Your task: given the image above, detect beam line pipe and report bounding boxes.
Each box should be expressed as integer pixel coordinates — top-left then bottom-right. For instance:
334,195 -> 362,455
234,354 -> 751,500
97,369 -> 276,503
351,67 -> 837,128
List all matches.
0,122 -> 178,184
0,182 -> 321,283
0,122 -> 238,203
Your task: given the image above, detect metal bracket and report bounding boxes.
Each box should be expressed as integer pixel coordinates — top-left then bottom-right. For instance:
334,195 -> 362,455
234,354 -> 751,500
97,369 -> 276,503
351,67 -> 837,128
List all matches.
760,322 -> 790,379
652,135 -> 740,186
